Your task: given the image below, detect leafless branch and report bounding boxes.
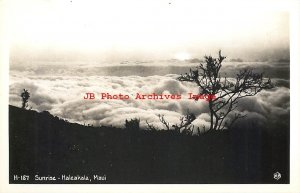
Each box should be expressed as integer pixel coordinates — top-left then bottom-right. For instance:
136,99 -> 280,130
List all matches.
158,113 -> 196,134
145,120 -> 157,131
158,114 -> 170,130
178,50 -> 274,131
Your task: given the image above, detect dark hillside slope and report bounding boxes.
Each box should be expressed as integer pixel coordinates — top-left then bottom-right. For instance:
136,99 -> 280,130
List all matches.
9,105 -> 289,183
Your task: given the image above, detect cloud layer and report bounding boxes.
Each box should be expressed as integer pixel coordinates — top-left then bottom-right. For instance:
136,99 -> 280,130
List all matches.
9,64 -> 290,131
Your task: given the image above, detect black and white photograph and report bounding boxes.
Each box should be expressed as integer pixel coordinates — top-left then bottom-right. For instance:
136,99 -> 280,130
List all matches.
1,0 -> 300,192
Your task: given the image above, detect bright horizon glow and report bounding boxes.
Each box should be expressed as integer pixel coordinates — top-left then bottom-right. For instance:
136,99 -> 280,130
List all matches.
175,52 -> 191,61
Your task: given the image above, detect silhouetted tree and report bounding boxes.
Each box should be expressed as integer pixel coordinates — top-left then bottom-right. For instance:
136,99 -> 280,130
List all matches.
125,118 -> 140,132
158,113 -> 196,134
20,89 -> 30,109
145,120 -> 157,131
178,51 -> 273,130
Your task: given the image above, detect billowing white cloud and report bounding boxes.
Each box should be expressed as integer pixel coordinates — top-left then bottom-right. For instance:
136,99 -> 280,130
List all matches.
9,64 -> 289,132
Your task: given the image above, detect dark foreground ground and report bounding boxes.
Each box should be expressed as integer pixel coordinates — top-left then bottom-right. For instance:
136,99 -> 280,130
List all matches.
9,105 -> 289,184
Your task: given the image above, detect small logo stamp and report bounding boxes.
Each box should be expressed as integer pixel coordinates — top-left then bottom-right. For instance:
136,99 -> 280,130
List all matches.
273,172 -> 281,180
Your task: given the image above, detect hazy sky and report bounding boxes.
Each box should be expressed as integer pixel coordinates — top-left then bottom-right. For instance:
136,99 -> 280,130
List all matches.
8,0 -> 289,62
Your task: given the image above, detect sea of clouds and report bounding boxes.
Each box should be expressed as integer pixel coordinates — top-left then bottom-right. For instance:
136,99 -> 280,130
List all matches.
9,62 -> 290,131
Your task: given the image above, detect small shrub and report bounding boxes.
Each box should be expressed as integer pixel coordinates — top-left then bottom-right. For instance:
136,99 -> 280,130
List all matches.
20,89 -> 30,109
125,118 -> 140,132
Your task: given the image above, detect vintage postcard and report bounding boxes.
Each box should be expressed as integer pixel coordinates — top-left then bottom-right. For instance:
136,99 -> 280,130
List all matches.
1,0 -> 299,192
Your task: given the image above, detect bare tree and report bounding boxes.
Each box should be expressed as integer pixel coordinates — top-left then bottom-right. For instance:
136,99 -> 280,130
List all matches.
178,50 -> 273,131
158,114 -> 170,130
20,89 -> 30,109
158,113 -> 196,134
145,120 -> 158,131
